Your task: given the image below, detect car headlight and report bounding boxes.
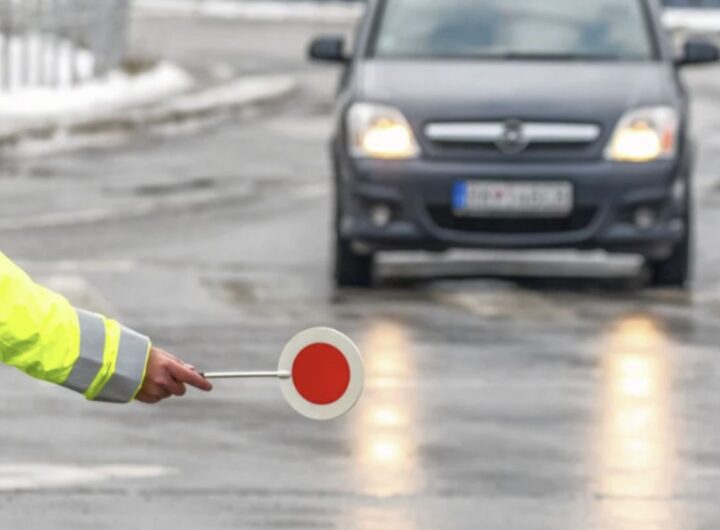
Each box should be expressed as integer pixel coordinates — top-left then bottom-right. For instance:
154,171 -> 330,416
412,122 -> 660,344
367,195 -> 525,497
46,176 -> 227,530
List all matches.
347,103 -> 420,160
605,107 -> 679,163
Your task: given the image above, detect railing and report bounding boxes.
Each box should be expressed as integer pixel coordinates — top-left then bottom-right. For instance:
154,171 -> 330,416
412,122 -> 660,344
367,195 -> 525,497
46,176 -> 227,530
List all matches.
0,0 -> 130,91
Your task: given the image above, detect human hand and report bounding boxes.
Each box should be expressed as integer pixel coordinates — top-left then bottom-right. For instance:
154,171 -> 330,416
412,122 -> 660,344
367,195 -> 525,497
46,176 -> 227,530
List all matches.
136,347 -> 213,404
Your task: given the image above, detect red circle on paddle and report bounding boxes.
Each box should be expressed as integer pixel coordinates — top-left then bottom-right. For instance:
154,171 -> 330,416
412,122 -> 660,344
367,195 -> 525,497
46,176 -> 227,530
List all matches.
291,343 -> 351,405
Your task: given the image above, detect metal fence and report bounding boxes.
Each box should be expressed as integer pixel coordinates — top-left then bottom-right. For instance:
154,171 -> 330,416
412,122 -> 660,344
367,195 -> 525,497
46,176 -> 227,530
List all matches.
0,0 -> 130,91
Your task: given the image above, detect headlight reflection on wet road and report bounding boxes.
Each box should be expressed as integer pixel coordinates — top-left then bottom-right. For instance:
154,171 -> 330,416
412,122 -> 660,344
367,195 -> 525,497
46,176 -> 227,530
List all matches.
595,315 -> 680,529
351,320 -> 424,501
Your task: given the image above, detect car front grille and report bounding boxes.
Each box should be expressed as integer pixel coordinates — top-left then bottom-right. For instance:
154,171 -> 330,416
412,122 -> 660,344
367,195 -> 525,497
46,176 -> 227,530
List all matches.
427,206 -> 597,234
422,120 -> 603,161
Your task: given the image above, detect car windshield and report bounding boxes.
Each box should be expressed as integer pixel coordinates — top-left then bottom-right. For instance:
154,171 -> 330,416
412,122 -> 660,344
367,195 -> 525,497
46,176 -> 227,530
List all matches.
373,0 -> 655,61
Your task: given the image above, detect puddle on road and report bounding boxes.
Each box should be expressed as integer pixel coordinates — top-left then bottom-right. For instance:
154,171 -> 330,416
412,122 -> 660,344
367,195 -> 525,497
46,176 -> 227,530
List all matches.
206,278 -> 259,305
133,177 -> 215,197
592,315 -> 682,529
350,320 -> 425,498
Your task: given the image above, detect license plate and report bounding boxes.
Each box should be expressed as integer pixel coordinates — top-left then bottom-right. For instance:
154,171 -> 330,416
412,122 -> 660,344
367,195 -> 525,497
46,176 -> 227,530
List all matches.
453,181 -> 573,217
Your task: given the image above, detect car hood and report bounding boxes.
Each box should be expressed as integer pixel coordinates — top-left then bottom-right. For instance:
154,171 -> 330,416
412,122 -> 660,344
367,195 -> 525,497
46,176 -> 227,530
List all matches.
354,60 -> 680,123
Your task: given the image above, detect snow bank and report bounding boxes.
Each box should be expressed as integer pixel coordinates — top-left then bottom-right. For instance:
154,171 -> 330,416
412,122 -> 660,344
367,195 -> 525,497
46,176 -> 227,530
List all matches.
135,0 -> 364,23
0,30 -> 194,135
663,8 -> 720,33
0,62 -> 194,134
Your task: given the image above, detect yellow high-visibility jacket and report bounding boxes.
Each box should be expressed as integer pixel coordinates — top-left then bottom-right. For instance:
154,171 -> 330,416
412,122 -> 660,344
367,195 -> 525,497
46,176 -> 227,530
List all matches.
0,252 -> 150,403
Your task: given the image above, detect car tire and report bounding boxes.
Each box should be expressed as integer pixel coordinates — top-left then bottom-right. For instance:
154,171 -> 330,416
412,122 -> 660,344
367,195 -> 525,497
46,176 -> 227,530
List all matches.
648,205 -> 693,288
334,234 -> 374,288
332,167 -> 375,288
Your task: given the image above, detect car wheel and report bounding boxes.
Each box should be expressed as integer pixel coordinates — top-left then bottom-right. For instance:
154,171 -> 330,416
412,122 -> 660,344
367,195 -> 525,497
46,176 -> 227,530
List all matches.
332,168 -> 375,288
648,207 -> 693,288
334,233 -> 375,288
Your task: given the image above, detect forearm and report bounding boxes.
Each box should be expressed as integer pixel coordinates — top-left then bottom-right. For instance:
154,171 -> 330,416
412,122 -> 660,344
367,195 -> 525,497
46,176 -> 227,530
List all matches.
63,309 -> 151,403
0,252 -> 151,403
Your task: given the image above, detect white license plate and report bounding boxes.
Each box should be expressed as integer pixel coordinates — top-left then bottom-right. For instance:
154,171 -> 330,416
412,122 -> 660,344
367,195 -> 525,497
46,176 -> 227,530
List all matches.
453,181 -> 573,216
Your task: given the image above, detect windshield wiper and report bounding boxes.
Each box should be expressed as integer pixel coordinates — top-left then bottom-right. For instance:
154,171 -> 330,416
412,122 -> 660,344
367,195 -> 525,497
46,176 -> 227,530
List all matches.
491,52 -> 622,61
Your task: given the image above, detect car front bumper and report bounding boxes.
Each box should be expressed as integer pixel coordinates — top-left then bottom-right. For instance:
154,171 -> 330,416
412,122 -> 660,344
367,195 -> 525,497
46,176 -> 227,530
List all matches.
336,156 -> 689,260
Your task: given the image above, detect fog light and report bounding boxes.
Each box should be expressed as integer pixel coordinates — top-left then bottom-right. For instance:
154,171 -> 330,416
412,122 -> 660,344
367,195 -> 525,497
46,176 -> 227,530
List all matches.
634,207 -> 656,230
370,204 -> 392,227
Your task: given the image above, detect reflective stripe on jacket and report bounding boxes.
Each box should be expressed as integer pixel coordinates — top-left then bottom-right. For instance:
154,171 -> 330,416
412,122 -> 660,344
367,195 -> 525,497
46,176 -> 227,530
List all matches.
0,252 -> 150,403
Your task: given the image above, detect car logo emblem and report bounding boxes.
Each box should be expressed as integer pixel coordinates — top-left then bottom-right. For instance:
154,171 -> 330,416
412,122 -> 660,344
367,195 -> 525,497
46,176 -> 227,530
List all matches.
496,120 -> 529,154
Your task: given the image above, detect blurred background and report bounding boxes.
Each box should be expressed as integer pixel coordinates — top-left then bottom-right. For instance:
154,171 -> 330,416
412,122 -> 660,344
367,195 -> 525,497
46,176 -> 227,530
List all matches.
1,1 -> 720,529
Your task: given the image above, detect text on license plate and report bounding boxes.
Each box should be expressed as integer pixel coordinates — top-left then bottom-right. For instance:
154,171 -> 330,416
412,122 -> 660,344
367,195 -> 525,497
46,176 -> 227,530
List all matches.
453,181 -> 573,216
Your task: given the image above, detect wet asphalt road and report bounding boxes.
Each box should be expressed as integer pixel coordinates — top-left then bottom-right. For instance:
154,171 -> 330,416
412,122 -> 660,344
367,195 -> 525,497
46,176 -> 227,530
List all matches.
1,15 -> 720,530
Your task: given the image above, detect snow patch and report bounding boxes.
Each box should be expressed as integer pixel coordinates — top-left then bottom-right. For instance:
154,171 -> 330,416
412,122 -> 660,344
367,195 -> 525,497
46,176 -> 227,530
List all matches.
664,8 -> 720,33
0,61 -> 194,134
135,0 -> 365,23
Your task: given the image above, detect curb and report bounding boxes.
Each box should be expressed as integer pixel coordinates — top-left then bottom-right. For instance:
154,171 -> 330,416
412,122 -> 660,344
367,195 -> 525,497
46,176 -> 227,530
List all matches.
134,0 -> 364,23
147,75 -> 297,123
0,74 -> 297,154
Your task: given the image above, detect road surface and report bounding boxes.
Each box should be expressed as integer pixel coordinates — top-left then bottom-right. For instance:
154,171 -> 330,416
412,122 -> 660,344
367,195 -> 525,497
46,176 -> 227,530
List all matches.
0,15 -> 719,530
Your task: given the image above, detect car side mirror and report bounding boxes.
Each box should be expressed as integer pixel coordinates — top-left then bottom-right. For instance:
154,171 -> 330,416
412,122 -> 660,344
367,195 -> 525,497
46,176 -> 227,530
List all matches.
308,36 -> 349,64
677,38 -> 720,67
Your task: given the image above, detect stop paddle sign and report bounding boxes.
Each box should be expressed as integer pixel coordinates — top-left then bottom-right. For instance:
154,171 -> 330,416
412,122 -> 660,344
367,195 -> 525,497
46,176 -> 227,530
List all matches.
203,328 -> 364,421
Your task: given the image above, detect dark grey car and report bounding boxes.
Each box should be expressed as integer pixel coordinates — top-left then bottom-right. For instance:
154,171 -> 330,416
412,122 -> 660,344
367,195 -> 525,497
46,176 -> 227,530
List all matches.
309,0 -> 719,288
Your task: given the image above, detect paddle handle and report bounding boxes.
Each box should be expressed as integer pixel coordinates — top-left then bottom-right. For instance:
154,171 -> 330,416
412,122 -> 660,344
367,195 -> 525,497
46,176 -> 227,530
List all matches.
202,370 -> 291,380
